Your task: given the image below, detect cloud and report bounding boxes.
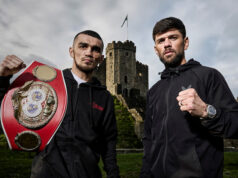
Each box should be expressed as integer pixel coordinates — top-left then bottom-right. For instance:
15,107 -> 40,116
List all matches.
151,0 -> 238,97
0,0 -> 238,97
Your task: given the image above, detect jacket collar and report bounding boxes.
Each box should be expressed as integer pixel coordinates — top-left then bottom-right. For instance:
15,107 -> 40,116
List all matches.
160,59 -> 201,79
63,68 -> 106,89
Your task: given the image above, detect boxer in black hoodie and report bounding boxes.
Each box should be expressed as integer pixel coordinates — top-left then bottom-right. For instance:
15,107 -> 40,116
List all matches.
0,30 -> 120,178
140,17 -> 238,178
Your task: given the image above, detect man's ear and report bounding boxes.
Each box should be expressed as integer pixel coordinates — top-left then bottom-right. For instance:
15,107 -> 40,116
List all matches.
69,47 -> 74,58
154,46 -> 159,56
184,37 -> 189,50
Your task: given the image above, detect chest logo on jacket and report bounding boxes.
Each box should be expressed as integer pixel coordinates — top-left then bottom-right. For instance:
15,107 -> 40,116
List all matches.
181,84 -> 192,91
92,102 -> 104,111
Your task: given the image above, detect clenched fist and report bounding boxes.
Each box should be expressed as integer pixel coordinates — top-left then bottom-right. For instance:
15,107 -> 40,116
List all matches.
176,88 -> 208,118
0,55 -> 26,76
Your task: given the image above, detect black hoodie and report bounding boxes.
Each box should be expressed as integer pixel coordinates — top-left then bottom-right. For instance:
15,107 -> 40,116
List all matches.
141,59 -> 238,178
0,69 -> 120,178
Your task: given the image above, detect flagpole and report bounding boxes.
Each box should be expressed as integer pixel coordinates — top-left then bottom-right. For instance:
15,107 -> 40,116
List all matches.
126,16 -> 128,41
121,15 -> 128,41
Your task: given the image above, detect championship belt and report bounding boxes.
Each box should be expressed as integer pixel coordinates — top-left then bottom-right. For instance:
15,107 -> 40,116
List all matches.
1,61 -> 67,151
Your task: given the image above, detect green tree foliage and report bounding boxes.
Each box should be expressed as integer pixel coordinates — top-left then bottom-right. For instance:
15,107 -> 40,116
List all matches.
113,97 -> 143,148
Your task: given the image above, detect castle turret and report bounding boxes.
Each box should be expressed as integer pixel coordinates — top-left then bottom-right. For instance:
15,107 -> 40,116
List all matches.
106,40 -> 137,97
92,40 -> 148,139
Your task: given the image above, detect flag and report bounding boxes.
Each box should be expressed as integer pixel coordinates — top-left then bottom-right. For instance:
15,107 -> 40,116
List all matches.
121,15 -> 128,28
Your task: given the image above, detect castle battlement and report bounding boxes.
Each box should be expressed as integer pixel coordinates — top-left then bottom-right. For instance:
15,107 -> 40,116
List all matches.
136,61 -> 149,70
94,40 -> 148,98
106,40 -> 136,52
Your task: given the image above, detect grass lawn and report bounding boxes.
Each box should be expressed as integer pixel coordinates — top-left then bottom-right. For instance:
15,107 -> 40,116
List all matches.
223,152 -> 238,178
0,143 -> 34,178
100,152 -> 143,178
1,141 -> 238,178
104,152 -> 238,178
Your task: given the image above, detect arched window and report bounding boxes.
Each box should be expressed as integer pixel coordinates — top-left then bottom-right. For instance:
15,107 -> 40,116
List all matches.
124,76 -> 128,84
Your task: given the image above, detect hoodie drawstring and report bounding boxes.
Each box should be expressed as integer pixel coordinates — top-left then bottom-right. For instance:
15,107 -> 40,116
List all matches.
89,86 -> 94,128
70,83 -> 94,128
71,84 -> 80,121
70,85 -> 74,121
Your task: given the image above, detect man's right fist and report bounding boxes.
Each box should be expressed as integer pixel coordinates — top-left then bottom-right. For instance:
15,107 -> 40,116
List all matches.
0,55 -> 26,76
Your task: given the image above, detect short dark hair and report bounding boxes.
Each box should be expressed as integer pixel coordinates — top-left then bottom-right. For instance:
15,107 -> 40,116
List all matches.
152,17 -> 186,41
73,30 -> 104,50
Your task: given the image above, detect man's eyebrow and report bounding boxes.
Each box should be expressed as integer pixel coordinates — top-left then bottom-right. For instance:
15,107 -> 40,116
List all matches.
78,42 -> 88,46
156,37 -> 165,42
77,42 -> 102,51
156,34 -> 179,41
168,34 -> 179,37
157,37 -> 164,40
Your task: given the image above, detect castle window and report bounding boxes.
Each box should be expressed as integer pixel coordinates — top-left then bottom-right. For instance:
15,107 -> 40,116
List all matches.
125,52 -> 129,56
109,52 -> 112,56
139,72 -> 142,77
124,76 -> 128,84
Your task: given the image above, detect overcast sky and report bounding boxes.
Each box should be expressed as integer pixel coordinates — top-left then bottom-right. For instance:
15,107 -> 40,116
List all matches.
1,0 -> 238,97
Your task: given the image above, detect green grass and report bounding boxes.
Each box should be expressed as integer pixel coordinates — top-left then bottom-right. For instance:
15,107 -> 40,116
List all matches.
1,136 -> 238,178
223,152 -> 238,178
100,153 -> 143,178
0,145 -> 34,178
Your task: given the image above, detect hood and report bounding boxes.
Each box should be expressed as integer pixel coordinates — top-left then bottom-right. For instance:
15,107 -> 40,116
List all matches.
160,59 -> 201,79
63,68 -> 106,90
62,68 -> 106,128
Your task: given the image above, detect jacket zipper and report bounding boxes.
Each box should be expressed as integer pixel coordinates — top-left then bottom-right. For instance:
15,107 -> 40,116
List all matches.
70,84 -> 80,178
162,79 -> 172,177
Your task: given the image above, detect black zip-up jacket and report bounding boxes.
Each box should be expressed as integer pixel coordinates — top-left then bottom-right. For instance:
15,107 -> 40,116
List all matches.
0,69 -> 120,178
140,59 -> 238,178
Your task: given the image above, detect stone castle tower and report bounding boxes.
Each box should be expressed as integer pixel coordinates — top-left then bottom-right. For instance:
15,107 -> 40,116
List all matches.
93,40 -> 148,139
94,40 -> 148,99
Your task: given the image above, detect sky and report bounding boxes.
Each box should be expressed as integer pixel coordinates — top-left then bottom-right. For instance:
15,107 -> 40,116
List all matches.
1,0 -> 238,97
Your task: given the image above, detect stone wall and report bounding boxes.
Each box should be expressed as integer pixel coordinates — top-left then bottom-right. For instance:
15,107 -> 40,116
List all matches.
93,40 -> 148,99
93,58 -> 106,86
92,40 -> 148,140
135,61 -> 148,98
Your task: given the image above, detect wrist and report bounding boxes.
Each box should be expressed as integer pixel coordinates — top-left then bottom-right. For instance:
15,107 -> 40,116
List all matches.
201,105 -> 208,118
201,104 -> 217,120
200,103 -> 207,121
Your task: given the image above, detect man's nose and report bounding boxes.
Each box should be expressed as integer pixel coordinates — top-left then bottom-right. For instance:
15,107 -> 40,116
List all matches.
85,47 -> 93,56
164,38 -> 171,48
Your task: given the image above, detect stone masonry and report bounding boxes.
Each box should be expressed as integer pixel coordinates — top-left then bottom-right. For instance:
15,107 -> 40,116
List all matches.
93,40 -> 148,139
94,40 -> 148,98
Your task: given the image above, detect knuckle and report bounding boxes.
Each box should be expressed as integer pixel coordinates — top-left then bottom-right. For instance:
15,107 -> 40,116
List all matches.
190,88 -> 196,94
188,104 -> 194,110
6,55 -> 12,60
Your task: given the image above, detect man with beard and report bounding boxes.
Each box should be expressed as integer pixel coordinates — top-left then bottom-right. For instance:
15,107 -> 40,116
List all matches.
0,30 -> 120,178
140,17 -> 238,178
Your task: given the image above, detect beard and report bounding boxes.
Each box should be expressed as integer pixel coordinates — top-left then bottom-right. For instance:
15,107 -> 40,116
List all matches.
159,50 -> 185,68
74,59 -> 96,74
